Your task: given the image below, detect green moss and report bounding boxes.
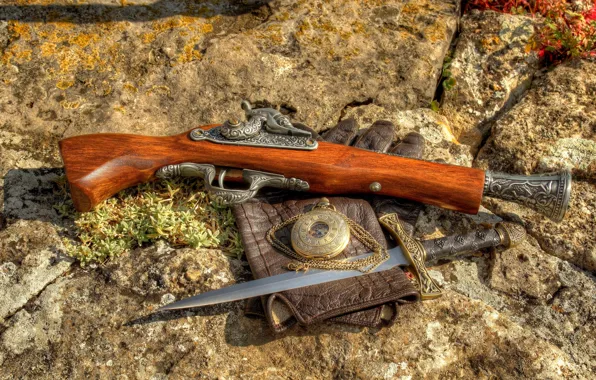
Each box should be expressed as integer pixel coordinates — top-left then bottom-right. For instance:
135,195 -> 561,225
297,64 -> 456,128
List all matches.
55,177 -> 243,266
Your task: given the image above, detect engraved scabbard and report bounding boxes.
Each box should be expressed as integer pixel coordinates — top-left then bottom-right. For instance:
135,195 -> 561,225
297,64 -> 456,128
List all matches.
483,170 -> 572,222
421,222 -> 526,262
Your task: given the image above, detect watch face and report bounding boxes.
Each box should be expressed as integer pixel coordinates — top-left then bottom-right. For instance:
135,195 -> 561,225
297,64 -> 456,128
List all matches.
308,222 -> 330,238
290,208 -> 350,260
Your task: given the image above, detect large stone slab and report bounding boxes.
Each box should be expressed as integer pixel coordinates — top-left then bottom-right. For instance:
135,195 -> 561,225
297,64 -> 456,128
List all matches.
0,0 -> 461,148
0,244 -> 584,378
441,10 -> 540,150
476,60 -> 596,272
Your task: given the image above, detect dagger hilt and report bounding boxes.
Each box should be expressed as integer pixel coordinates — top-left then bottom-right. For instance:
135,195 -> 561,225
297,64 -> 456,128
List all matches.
483,170 -> 571,222
422,222 -> 526,262
379,213 -> 526,300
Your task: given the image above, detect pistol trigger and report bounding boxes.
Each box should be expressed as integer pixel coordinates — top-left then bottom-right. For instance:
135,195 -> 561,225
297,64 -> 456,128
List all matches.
218,169 -> 227,189
156,163 -> 309,205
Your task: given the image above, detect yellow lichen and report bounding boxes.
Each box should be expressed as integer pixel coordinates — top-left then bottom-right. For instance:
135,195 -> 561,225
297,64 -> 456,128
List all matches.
123,83 -> 138,93
351,21 -> 367,35
199,23 -> 214,34
60,100 -> 81,109
401,3 -> 421,15
9,22 -> 31,40
481,36 -> 502,50
56,79 -> 74,90
14,49 -> 32,62
40,42 -> 57,57
177,36 -> 203,64
113,105 -> 126,113
146,85 -> 171,97
2,7 -> 217,102
1,45 -> 33,64
69,32 -> 100,49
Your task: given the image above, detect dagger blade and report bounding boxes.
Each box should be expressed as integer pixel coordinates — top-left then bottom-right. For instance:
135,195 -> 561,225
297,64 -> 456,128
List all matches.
158,246 -> 410,311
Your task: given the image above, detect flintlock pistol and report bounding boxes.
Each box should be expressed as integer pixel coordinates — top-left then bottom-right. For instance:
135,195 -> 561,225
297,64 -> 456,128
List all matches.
59,101 -> 571,222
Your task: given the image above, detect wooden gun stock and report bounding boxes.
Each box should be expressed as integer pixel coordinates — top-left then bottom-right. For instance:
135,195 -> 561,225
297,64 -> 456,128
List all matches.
59,125 -> 485,213
60,124 -> 571,222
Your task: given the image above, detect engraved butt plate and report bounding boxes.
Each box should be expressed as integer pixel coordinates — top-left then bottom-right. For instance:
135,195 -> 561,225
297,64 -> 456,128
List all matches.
483,170 -> 571,222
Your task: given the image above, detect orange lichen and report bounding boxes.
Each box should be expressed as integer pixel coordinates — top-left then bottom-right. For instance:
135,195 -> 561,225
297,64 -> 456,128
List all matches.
424,21 -> 447,43
141,17 -> 213,45
15,49 -> 32,62
2,8 -> 217,95
351,21 -> 367,35
2,45 -> 29,64
401,2 -> 420,15
40,42 -> 57,57
60,100 -> 81,109
177,36 -> 203,65
69,33 -> 100,49
9,22 -> 31,40
481,36 -> 501,49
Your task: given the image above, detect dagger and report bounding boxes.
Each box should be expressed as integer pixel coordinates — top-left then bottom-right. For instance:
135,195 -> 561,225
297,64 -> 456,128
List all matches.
158,216 -> 526,311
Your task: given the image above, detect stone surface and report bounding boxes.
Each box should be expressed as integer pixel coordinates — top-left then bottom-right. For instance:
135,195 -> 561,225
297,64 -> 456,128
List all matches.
0,0 -> 460,149
0,220 -> 73,324
489,237 -> 561,302
441,10 -> 540,151
0,244 -> 586,379
1,1 -> 595,378
476,60 -> 596,178
476,60 -> 596,272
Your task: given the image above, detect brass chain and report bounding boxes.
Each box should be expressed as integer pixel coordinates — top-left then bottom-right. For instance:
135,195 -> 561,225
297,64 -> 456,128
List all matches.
266,210 -> 389,273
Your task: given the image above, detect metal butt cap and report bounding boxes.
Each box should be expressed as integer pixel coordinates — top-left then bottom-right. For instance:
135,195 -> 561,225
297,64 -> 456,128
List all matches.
483,169 -> 572,223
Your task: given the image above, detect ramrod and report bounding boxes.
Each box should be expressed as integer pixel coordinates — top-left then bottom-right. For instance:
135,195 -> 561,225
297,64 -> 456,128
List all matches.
59,102 -> 571,222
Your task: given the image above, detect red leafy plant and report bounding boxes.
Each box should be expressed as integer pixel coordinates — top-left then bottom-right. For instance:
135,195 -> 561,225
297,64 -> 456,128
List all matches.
467,0 -> 596,64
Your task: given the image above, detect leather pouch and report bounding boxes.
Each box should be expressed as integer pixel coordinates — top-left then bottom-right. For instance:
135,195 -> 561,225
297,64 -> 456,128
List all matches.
233,197 -> 420,332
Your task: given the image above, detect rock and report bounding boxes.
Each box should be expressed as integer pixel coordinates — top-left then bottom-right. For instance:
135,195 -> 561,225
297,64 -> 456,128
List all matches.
1,278 -> 67,356
476,60 -> 596,271
0,1 -> 595,378
489,237 -> 561,302
441,10 -> 540,151
2,168 -> 67,223
0,0 -> 461,149
0,247 -> 582,378
509,259 -> 596,373
476,60 -> 596,178
105,245 -> 249,299
537,138 -> 596,178
0,220 -> 73,324
342,105 -> 473,166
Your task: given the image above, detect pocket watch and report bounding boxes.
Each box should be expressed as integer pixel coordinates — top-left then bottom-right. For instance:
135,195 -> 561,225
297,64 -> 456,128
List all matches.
290,198 -> 350,260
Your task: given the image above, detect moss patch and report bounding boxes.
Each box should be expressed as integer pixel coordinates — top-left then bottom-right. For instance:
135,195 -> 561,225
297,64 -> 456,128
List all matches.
55,177 -> 243,266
